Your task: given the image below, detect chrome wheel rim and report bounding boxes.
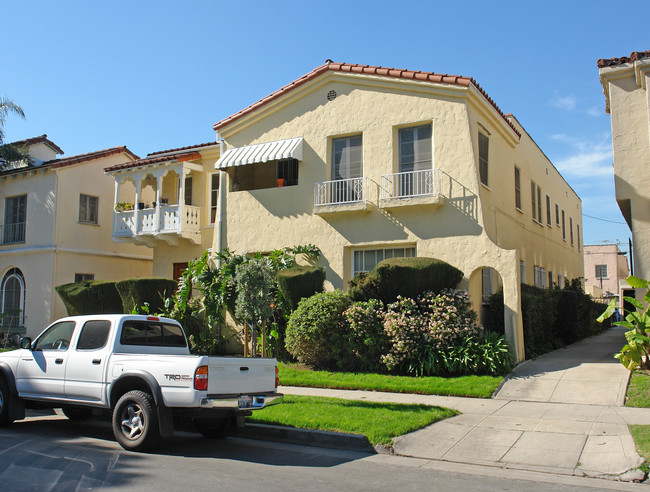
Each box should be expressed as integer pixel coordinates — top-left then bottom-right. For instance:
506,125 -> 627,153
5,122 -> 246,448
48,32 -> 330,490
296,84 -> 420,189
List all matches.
120,402 -> 145,440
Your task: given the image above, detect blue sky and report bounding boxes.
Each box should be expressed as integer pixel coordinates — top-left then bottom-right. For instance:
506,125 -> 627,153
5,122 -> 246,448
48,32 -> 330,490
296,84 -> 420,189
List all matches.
2,1 -> 645,248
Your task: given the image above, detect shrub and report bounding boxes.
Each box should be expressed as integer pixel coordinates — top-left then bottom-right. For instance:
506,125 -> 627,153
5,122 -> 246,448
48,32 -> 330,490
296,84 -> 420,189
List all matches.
277,265 -> 326,311
343,299 -> 389,372
285,290 -> 352,369
115,277 -> 178,314
349,257 -> 463,304
382,289 -> 479,375
427,331 -> 513,376
55,280 -> 123,315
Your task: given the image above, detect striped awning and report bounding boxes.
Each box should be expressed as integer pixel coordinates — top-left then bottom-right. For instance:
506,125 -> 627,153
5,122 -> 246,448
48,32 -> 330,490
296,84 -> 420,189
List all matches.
215,137 -> 303,169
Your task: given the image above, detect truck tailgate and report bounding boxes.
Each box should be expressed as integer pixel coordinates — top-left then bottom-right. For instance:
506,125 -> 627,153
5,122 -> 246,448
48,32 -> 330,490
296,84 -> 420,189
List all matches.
207,358 -> 276,395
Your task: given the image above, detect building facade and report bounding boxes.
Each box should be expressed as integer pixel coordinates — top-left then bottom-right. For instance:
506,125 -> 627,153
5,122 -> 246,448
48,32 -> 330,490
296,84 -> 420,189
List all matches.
583,244 -> 630,301
0,136 -> 153,339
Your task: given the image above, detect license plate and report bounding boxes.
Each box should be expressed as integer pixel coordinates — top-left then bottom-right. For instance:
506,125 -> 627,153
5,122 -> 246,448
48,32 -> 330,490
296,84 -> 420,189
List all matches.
238,396 -> 252,408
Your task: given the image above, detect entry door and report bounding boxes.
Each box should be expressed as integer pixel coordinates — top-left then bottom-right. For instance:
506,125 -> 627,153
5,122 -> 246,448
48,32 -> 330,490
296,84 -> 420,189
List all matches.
15,320 -> 76,399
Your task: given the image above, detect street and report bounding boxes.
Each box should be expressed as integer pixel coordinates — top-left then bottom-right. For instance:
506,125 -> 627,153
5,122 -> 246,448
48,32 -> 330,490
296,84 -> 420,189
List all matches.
0,413 -> 644,491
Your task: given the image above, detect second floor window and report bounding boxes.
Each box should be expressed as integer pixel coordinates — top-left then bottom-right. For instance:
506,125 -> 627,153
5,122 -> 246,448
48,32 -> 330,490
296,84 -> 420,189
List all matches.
399,125 -> 432,173
184,176 -> 193,206
210,173 -> 220,224
514,166 -> 521,210
478,132 -> 489,186
79,194 -> 98,224
595,264 -> 608,279
546,195 -> 552,226
531,182 -> 541,223
4,195 -> 26,244
562,210 -> 566,240
332,135 -> 362,180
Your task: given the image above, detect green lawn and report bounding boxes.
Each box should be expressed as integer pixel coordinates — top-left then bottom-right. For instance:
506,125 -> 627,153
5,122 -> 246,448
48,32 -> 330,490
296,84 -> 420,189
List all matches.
629,425 -> 650,474
626,370 -> 650,408
248,394 -> 458,446
278,363 -> 503,398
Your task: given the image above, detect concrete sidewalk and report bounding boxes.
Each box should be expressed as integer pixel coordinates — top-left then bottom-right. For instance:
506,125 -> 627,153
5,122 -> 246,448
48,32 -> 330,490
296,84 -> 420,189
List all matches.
278,327 -> 650,481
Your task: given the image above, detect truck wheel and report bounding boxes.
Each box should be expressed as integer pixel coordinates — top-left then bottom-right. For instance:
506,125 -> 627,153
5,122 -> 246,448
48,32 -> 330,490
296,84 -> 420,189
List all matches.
0,379 -> 14,427
62,406 -> 92,421
112,390 -> 160,451
194,416 -> 236,439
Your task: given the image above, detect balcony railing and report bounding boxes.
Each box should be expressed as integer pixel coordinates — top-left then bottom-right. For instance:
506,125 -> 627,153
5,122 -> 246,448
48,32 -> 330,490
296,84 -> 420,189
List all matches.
0,223 -> 26,245
113,204 -> 201,238
314,177 -> 369,206
380,169 -> 442,200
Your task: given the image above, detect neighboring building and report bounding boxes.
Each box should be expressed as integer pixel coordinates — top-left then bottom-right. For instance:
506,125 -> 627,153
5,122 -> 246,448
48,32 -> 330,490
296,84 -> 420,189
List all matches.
583,244 -> 630,301
204,62 -> 583,361
104,142 -> 221,280
598,50 -> 650,288
0,135 -> 153,339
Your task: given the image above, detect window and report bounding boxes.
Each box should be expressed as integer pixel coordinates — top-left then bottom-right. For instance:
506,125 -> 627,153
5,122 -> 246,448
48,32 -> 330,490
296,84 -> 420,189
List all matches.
478,132 -> 489,186
520,261 -> 526,283
121,320 -> 187,347
534,266 -> 547,288
595,264 -> 608,279
558,274 -> 564,287
399,125 -> 432,173
184,176 -> 193,206
548,270 -> 554,288
74,273 -> 94,282
79,194 -> 98,224
1,268 -> 25,332
577,224 -> 581,250
570,217 -> 574,246
561,210 -> 566,240
546,195 -> 551,226
531,182 -> 541,223
3,195 -> 26,244
555,203 -> 560,225
352,247 -> 415,277
276,159 -> 299,186
34,321 -> 76,351
210,173 -> 220,224
332,136 -> 362,180
514,167 -> 521,210
77,320 -> 111,350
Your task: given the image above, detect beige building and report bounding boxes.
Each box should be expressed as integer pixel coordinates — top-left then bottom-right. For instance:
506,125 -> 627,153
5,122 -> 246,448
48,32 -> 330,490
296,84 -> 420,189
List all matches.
598,50 -> 650,287
205,62 -> 583,362
583,244 -> 630,301
104,142 -> 221,280
0,135 -> 153,338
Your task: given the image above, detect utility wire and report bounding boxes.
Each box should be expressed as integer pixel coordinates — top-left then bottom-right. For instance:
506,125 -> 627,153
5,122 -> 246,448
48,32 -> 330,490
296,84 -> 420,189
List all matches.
582,213 -> 626,225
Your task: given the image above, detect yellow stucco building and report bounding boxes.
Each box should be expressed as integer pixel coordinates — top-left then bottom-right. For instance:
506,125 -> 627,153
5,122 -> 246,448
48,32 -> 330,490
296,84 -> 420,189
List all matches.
209,62 -> 584,362
0,136 -> 153,339
598,50 -> 650,288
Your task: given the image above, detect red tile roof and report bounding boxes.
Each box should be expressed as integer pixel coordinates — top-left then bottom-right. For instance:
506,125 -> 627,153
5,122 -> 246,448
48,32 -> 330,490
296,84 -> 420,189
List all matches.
104,151 -> 201,173
597,50 -> 650,68
213,62 -> 521,138
147,141 -> 218,157
46,146 -> 139,169
9,134 -> 64,155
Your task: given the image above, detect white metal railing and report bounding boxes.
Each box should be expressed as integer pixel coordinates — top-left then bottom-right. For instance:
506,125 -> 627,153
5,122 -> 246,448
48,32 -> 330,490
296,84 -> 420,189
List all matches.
314,177 -> 369,206
113,205 -> 201,238
380,169 -> 442,199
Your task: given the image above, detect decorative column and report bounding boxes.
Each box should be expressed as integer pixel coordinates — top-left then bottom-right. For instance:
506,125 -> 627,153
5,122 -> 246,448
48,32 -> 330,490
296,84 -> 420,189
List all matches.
177,166 -> 185,233
113,177 -> 122,236
133,175 -> 142,235
153,170 -> 165,233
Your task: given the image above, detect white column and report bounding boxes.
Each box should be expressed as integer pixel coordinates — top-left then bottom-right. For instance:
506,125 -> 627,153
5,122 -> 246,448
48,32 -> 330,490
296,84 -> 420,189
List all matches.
113,177 -> 121,236
154,172 -> 163,233
177,167 -> 185,232
134,177 -> 142,235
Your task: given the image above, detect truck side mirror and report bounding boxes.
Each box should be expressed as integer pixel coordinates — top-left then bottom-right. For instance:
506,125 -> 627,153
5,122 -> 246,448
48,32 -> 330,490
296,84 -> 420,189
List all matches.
19,337 -> 32,350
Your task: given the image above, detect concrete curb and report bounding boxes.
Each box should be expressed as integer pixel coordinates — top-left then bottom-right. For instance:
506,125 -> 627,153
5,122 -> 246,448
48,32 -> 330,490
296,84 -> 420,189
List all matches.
239,423 -> 382,454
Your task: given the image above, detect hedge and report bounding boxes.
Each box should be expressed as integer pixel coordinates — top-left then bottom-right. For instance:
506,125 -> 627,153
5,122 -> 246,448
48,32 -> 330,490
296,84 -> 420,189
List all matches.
55,280 -> 123,316
276,265 -> 325,311
115,277 -> 178,314
348,257 -> 463,304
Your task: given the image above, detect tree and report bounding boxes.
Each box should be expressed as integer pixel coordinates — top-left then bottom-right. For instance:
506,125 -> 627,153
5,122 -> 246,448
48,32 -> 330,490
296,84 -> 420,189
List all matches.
0,97 -> 31,164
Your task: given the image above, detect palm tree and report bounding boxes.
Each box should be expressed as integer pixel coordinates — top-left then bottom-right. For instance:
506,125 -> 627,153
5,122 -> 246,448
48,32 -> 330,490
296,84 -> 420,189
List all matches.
0,97 -> 31,164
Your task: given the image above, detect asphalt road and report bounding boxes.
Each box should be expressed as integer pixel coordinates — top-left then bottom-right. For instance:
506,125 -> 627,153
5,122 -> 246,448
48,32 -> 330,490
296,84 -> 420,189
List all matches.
0,414 -> 645,491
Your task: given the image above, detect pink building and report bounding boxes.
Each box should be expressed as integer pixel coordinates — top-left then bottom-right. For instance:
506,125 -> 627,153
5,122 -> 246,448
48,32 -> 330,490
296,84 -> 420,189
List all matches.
583,244 -> 630,301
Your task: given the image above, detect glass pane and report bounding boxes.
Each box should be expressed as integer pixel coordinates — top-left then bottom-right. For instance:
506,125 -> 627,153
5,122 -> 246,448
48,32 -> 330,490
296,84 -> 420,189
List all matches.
77,320 -> 111,350
34,321 -> 76,351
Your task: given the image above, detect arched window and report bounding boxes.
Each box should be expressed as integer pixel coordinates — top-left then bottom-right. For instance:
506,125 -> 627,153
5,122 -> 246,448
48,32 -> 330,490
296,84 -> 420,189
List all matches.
1,268 -> 25,331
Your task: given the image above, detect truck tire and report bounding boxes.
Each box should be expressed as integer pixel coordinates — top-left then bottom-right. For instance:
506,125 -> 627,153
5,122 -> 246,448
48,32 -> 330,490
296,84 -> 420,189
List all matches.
194,416 -> 236,439
0,379 -> 13,427
62,406 -> 92,421
112,390 -> 160,451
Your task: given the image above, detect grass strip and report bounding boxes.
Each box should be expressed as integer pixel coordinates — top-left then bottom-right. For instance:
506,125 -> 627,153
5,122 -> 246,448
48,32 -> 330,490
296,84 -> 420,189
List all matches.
626,370 -> 650,408
629,425 -> 650,474
248,394 -> 458,446
279,363 -> 502,398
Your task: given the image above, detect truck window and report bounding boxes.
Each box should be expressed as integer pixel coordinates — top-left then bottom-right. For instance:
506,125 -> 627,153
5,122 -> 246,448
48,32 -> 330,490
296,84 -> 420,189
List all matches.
34,321 -> 76,351
77,320 -> 111,350
121,321 -> 186,347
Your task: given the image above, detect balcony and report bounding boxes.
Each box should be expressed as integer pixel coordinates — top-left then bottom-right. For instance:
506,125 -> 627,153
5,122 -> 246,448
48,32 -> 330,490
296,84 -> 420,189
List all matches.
313,177 -> 372,215
0,223 -> 25,245
113,204 -> 201,246
379,169 -> 444,210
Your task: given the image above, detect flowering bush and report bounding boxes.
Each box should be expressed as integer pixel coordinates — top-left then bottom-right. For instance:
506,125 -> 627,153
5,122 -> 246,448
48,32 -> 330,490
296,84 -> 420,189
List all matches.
343,299 -> 388,372
382,289 -> 480,375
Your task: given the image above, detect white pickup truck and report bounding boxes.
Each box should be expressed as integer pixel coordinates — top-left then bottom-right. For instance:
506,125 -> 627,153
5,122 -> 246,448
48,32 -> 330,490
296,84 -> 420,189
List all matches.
0,314 -> 282,451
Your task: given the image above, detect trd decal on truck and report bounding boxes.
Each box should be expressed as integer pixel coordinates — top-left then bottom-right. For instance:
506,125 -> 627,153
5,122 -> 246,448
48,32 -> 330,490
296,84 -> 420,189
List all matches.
164,374 -> 193,381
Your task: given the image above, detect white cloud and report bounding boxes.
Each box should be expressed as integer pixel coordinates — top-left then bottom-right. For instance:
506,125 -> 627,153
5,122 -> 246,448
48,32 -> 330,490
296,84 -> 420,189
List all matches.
550,93 -> 577,111
585,106 -> 602,117
550,133 -> 613,178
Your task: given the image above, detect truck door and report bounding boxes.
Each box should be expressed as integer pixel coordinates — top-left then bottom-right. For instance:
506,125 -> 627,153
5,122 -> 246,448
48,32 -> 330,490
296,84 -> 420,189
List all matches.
64,319 -> 112,402
15,320 -> 77,399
